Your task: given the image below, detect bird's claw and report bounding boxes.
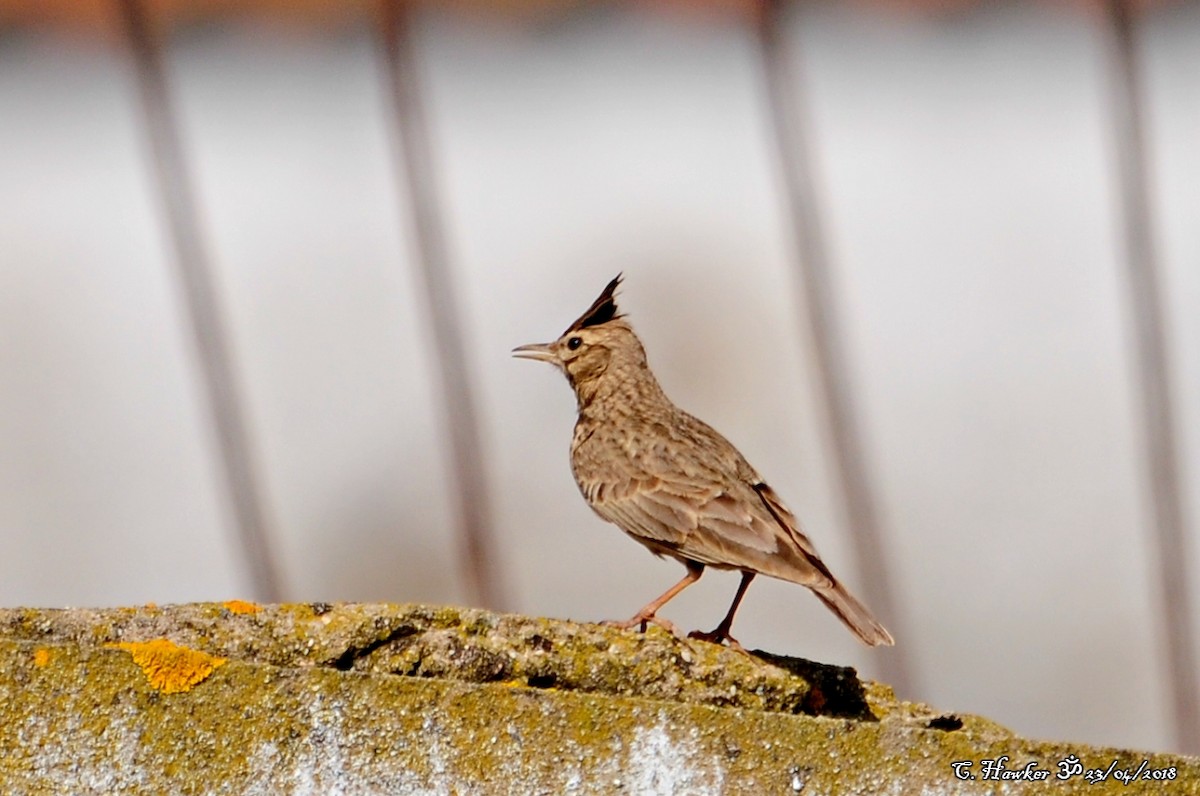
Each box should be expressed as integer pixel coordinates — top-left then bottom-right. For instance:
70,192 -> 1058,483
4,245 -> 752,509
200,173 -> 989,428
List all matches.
602,614 -> 686,642
687,627 -> 747,653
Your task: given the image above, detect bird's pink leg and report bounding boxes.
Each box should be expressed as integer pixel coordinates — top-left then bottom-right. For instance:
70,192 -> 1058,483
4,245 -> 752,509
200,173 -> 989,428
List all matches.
604,563 -> 703,640
689,571 -> 756,651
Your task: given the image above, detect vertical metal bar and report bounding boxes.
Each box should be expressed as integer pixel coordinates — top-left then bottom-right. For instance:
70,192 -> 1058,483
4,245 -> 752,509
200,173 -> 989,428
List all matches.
1103,0 -> 1198,753
756,0 -> 910,691
118,0 -> 284,602
378,0 -> 507,609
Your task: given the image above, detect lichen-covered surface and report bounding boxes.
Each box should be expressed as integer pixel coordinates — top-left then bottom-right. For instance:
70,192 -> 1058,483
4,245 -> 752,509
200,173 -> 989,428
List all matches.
0,603 -> 885,720
0,602 -> 1196,794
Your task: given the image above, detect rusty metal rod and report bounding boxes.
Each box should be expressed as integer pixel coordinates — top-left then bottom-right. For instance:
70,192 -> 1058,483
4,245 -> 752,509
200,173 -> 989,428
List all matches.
1103,0 -> 1198,753
378,0 -> 507,609
756,0 -> 911,691
118,0 -> 284,602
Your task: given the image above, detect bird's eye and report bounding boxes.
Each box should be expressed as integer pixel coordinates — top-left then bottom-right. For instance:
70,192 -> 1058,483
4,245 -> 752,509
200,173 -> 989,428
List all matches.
567,336 -> 583,351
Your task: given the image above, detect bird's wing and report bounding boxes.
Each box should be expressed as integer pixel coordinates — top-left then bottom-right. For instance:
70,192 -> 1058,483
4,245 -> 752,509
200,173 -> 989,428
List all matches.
583,474 -> 706,547
750,481 -> 836,586
573,410 -> 831,583
586,469 -> 828,583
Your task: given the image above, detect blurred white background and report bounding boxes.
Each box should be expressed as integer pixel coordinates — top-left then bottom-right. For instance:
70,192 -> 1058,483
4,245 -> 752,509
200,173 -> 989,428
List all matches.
1,0 -> 1198,756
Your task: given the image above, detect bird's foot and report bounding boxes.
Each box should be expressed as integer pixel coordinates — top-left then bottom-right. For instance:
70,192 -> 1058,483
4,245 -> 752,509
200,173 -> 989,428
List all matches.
687,626 -> 746,653
602,613 -> 685,642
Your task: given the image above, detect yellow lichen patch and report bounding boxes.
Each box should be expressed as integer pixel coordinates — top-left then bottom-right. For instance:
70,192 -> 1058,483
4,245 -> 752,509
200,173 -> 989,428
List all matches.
32,648 -> 52,667
222,600 -> 261,615
108,639 -> 227,694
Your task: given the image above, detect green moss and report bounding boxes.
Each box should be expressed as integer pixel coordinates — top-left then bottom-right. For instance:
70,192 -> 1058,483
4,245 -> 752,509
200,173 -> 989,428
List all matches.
2,604 -> 1198,794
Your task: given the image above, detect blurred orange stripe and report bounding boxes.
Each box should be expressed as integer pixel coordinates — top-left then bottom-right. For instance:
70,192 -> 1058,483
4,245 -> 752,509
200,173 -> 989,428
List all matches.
0,0 -> 1179,39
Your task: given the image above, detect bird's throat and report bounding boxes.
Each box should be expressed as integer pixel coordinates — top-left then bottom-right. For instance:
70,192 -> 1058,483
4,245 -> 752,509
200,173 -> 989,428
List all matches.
573,366 -> 669,420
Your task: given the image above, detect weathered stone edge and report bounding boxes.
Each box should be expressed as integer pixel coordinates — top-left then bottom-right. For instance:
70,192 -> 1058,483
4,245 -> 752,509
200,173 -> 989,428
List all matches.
2,635 -> 1197,795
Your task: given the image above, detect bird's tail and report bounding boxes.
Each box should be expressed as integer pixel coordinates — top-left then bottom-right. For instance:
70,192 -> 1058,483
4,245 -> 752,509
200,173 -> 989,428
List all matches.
813,579 -> 895,647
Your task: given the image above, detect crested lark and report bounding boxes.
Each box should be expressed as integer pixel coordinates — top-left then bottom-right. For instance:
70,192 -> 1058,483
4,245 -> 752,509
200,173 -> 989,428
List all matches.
513,275 -> 894,649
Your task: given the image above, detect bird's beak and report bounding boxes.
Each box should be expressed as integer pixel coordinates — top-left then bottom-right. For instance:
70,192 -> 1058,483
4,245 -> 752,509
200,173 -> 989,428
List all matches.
511,342 -> 557,363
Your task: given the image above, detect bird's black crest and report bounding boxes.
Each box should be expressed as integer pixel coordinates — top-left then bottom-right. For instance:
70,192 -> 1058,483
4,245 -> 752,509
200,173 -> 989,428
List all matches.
565,273 -> 623,333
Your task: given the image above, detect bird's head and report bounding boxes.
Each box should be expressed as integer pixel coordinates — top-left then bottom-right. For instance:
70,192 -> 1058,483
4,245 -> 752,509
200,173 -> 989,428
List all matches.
512,274 -> 648,398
